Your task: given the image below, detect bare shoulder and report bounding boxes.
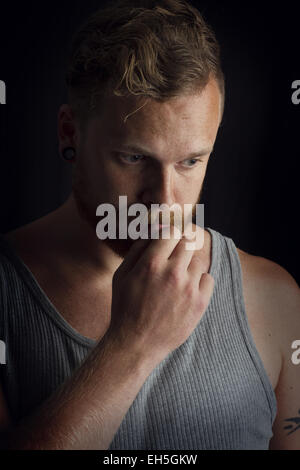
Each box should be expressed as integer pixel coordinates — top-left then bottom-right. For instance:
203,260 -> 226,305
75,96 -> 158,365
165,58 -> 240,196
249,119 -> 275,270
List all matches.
237,247 -> 299,285
237,247 -> 300,354
3,217 -> 61,281
237,247 -> 299,301
4,219 -> 44,247
3,211 -> 60,261
237,250 -> 300,449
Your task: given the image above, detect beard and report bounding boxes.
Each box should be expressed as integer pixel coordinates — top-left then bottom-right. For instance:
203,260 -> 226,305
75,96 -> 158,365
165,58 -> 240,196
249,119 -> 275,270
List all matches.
72,166 -> 203,259
72,169 -> 141,258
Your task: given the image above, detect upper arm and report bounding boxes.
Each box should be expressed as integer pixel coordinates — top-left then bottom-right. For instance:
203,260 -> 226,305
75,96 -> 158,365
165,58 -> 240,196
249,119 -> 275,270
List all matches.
238,249 -> 300,449
263,264 -> 300,450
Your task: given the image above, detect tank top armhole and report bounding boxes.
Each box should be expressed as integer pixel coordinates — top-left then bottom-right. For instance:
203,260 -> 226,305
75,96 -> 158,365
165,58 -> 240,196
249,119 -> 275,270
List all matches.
224,237 -> 277,425
0,234 -> 96,349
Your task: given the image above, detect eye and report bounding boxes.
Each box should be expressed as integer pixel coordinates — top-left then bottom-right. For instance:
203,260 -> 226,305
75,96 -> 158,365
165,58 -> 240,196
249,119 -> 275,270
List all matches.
181,158 -> 202,168
121,154 -> 145,164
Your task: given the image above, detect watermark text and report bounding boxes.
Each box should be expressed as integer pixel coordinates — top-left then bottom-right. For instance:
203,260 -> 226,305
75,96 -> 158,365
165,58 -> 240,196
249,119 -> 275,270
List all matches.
96,196 -> 204,251
0,80 -> 6,104
291,80 -> 300,105
291,340 -> 300,365
0,340 -> 6,365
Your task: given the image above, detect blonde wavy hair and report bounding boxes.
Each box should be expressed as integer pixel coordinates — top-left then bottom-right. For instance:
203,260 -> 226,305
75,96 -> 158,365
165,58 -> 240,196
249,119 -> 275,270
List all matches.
66,0 -> 225,126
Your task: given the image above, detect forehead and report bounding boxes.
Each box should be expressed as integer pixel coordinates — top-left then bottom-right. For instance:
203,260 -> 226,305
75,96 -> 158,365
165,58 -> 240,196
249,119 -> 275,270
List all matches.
89,78 -> 222,153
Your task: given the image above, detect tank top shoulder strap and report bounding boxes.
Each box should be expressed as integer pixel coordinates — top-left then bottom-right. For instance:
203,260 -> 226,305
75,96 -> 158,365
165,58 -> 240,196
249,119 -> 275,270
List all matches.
220,232 -> 277,423
205,226 -> 222,284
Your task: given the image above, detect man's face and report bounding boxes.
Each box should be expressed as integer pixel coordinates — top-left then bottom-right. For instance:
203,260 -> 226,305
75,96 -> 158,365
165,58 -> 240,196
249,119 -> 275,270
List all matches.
70,78 -> 222,256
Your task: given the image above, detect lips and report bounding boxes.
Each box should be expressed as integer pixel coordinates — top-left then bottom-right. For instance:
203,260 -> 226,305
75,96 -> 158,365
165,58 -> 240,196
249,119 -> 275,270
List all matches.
147,211 -> 175,226
143,209 -> 189,233
149,223 -> 170,230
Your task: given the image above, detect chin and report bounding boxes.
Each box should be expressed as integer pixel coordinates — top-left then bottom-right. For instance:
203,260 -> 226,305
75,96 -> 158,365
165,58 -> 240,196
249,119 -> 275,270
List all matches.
102,237 -> 137,258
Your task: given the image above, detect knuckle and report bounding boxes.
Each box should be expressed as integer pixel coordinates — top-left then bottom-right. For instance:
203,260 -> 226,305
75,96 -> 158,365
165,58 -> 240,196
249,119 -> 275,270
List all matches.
166,266 -> 183,285
196,295 -> 207,312
141,256 -> 161,274
184,282 -> 195,298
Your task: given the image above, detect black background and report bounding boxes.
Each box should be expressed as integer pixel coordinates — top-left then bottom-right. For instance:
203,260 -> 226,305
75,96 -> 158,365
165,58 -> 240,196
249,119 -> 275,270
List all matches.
0,0 -> 299,283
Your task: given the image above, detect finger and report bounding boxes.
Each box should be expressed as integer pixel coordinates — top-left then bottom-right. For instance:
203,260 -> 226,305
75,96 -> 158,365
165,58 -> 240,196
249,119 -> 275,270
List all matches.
167,235 -> 195,270
136,224 -> 183,269
182,223 -> 205,252
115,224 -> 180,278
114,237 -> 151,278
168,223 -> 204,270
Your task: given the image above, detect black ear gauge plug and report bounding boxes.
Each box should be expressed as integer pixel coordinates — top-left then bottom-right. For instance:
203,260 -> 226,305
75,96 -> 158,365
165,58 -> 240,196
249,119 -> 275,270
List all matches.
62,147 -> 76,161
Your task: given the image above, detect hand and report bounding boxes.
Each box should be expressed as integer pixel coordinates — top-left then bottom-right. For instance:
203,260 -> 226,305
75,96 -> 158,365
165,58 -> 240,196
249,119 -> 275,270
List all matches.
109,224 -> 214,363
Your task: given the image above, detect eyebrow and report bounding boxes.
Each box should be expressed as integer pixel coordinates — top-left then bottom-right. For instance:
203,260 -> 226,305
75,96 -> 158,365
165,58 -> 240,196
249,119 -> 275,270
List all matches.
115,144 -> 213,161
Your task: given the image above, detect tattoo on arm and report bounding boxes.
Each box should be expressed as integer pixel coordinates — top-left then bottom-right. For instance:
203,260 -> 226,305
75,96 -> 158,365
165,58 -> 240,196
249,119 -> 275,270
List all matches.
284,409 -> 300,436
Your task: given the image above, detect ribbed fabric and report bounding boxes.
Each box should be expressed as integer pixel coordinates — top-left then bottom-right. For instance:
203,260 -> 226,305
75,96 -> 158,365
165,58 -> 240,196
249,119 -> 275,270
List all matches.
0,228 -> 277,450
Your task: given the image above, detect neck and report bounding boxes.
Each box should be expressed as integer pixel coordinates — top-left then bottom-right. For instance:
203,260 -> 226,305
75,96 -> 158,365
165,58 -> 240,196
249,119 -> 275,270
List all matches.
52,194 -> 125,280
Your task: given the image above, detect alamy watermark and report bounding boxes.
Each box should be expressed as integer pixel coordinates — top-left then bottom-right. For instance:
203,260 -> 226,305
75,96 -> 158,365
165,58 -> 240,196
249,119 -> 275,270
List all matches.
95,196 -> 204,251
291,340 -> 300,365
0,80 -> 6,104
291,80 -> 300,105
0,340 -> 6,365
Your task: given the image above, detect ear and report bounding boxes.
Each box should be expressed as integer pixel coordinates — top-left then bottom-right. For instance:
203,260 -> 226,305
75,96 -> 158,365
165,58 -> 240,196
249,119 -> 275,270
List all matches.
57,104 -> 80,155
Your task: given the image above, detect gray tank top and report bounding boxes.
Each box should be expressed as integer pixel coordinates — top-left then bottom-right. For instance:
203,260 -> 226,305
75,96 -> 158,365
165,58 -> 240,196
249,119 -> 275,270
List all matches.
0,227 -> 277,450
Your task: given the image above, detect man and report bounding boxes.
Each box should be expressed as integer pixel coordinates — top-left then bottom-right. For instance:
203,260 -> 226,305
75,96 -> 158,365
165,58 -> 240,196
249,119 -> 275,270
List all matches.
0,0 -> 299,450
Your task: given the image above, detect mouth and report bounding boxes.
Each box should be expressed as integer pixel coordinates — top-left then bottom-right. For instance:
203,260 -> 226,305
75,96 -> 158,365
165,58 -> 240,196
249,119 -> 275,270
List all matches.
147,211 -> 175,225
148,223 -> 170,230
144,209 -> 191,234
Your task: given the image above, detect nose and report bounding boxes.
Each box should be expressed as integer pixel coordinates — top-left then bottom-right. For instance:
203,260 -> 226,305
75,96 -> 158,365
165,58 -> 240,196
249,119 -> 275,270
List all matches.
140,166 -> 176,208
